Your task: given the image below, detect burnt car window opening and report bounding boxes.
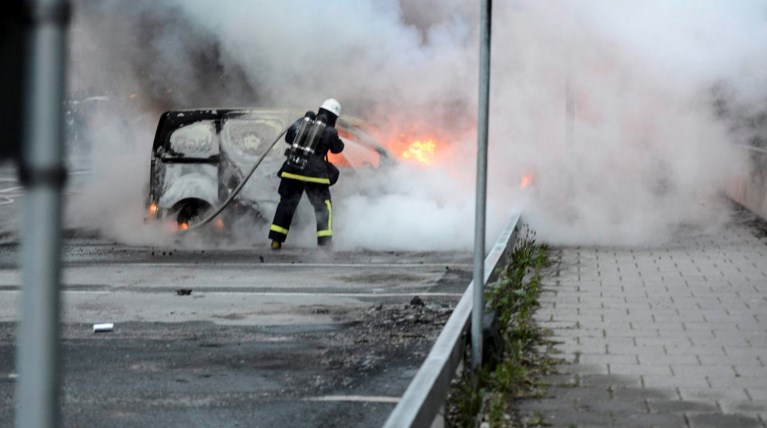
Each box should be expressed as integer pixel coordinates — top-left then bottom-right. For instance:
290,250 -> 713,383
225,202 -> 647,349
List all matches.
221,118 -> 286,159
167,120 -> 219,159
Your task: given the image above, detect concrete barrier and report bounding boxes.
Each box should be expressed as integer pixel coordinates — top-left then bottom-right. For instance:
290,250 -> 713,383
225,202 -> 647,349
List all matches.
727,145 -> 767,221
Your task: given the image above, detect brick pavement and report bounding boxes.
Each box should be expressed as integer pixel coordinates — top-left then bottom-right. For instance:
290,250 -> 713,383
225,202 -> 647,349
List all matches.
520,206 -> 767,427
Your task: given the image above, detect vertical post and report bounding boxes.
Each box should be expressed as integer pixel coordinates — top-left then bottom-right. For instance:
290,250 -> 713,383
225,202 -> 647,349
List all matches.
564,72 -> 575,203
15,0 -> 70,426
472,0 -> 492,369
565,75 -> 574,151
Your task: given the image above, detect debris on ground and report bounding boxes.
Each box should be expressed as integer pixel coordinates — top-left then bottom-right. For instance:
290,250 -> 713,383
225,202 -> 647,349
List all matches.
93,323 -> 114,333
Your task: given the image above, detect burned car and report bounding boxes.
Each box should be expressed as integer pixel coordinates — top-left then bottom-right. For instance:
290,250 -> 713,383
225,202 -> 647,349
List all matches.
145,108 -> 390,229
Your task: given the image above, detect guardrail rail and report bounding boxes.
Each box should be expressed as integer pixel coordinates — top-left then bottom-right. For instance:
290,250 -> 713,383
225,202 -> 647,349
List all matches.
383,212 -> 521,428
727,144 -> 767,221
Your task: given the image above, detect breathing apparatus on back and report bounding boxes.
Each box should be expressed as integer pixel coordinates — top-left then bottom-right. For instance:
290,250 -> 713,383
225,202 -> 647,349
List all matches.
286,111 -> 327,170
285,99 -> 342,170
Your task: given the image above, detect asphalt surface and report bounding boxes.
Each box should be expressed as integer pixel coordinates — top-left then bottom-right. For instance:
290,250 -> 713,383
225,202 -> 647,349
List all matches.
0,166 -> 474,427
522,204 -> 767,427
0,241 -> 473,428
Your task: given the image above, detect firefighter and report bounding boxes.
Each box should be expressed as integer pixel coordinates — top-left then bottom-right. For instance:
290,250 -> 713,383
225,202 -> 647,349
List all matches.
268,98 -> 344,249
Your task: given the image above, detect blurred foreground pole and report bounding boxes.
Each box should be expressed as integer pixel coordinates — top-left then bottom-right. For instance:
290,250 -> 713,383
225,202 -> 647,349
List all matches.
15,0 -> 70,426
471,0 -> 492,369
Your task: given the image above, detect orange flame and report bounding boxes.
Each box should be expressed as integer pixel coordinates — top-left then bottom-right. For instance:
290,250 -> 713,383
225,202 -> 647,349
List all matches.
178,222 -> 189,231
327,152 -> 352,168
401,139 -> 437,165
520,175 -> 534,189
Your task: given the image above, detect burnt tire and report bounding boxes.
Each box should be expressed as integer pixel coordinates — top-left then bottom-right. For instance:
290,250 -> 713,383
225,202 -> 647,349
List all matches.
175,200 -> 212,228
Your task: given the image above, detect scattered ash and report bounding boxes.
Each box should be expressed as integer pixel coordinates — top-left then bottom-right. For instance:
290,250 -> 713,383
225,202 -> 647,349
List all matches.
308,299 -> 455,391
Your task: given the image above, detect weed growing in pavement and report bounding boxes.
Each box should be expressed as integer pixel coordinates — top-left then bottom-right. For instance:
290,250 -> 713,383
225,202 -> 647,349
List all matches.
446,228 -> 554,427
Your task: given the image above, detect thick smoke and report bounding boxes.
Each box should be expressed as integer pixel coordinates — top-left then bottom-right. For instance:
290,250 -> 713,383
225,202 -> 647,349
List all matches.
65,0 -> 765,249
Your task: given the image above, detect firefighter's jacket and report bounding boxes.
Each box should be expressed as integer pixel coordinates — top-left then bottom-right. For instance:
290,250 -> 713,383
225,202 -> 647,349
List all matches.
278,119 -> 344,185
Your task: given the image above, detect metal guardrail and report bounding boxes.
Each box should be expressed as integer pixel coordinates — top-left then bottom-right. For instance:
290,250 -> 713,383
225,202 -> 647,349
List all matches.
383,212 -> 521,428
733,143 -> 767,154
727,144 -> 767,221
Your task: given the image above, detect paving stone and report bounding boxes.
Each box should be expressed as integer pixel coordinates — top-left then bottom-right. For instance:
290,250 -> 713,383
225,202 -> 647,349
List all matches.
541,385 -> 613,404
699,354 -> 762,367
582,337 -> 635,349
642,374 -> 710,389
611,385 -> 677,401
670,365 -> 734,378
609,363 -> 672,377
687,413 -> 763,428
608,345 -> 666,357
576,396 -> 649,415
719,399 -> 767,414
733,365 -> 767,377
707,374 -> 767,389
665,345 -> 726,356
610,412 -> 689,428
520,408 -> 615,428
578,373 -> 643,388
638,354 -> 700,366
608,328 -> 661,338
657,329 -> 715,339
580,354 -> 640,366
632,321 -> 685,331
679,387 -> 752,403
634,337 -> 693,347
706,334 -> 753,347
646,399 -> 719,414
524,206 -> 767,426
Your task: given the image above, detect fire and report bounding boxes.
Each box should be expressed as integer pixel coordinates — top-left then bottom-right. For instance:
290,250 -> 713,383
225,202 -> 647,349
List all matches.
148,202 -> 158,217
520,174 -> 534,189
178,222 -> 189,231
401,139 -> 437,165
327,152 -> 351,168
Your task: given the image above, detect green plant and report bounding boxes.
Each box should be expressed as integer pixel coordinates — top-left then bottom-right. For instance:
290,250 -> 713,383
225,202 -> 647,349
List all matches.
446,226 -> 552,427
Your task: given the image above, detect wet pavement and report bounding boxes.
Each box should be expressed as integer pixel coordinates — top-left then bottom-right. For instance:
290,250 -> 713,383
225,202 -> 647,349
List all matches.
0,241 -> 472,427
522,205 -> 767,427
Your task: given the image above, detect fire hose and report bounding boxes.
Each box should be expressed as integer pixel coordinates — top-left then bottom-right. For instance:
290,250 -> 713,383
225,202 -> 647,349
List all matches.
179,124 -> 291,234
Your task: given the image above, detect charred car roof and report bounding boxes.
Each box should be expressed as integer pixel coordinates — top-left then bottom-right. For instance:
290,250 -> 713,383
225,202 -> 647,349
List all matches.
151,108 -> 293,152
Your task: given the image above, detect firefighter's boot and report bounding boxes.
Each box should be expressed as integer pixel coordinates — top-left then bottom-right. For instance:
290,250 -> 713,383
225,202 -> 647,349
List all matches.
318,236 -> 332,248
271,240 -> 282,250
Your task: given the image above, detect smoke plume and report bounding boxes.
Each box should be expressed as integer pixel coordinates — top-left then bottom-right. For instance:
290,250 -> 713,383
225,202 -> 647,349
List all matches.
65,0 -> 766,249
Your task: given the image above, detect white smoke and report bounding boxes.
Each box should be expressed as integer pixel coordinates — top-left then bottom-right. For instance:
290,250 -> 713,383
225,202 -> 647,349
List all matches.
65,0 -> 764,249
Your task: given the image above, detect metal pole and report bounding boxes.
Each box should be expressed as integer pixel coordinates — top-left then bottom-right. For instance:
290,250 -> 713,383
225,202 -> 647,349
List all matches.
15,0 -> 70,426
564,72 -> 575,203
471,0 -> 492,369
565,75 -> 574,151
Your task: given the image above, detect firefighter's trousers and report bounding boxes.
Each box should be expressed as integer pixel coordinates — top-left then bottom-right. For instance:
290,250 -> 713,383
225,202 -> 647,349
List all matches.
268,178 -> 333,246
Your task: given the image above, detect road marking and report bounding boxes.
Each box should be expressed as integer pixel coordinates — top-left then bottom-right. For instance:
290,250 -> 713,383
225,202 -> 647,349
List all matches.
194,291 -> 463,297
96,262 -> 471,269
0,289 -> 463,298
59,290 -> 462,298
0,184 -> 23,205
0,186 -> 22,193
304,395 -> 400,404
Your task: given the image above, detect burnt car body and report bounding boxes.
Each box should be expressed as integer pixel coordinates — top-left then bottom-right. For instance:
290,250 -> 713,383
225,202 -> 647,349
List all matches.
145,108 -> 390,229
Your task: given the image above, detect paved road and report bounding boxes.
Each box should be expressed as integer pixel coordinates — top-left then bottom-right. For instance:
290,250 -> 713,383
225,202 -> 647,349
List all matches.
522,205 -> 767,427
0,234 -> 472,426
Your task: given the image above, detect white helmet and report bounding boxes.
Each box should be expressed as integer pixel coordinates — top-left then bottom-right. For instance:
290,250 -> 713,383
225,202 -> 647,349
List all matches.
319,98 -> 341,118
